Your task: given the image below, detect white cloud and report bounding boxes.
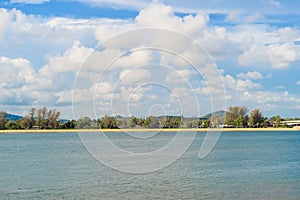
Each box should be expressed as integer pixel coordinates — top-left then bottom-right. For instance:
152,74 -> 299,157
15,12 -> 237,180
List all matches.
0,56 -> 37,105
10,0 -> 49,4
95,82 -> 114,94
265,0 -> 281,7
114,50 -> 152,69
0,8 -> 104,69
267,43 -> 298,69
237,89 -> 300,117
94,20 -> 136,43
43,41 -> 94,73
226,11 -> 263,23
119,68 -> 151,85
236,71 -> 263,80
1,4 -> 300,118
278,27 -> 299,43
297,81 -> 300,85
75,0 -> 149,10
0,57 -> 35,86
223,74 -> 261,92
165,69 -> 193,83
276,86 -> 284,89
238,42 -> 298,69
136,3 -> 208,36
229,23 -> 300,69
199,27 -> 230,57
0,8 -> 10,37
55,90 -> 73,105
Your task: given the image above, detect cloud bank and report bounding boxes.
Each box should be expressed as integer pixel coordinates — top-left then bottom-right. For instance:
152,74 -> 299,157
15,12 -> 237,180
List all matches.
0,2 -> 300,118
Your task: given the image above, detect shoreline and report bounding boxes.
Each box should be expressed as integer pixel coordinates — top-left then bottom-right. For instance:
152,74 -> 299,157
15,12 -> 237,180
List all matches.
0,127 -> 299,134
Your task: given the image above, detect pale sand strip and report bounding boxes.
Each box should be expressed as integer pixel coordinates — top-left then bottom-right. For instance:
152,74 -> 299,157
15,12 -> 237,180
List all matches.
0,127 -> 299,134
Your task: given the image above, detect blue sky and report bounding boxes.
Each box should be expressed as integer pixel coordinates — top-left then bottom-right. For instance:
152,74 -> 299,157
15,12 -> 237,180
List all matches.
0,0 -> 299,119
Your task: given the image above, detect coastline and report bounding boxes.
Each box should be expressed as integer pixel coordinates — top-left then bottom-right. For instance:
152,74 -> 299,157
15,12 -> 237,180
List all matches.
0,127 -> 299,134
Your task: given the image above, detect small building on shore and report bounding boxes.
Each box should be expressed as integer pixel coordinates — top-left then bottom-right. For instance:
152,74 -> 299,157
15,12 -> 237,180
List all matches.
273,120 -> 300,127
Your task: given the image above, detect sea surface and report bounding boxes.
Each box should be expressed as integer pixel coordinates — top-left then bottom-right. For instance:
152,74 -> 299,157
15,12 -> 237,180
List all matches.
0,131 -> 299,199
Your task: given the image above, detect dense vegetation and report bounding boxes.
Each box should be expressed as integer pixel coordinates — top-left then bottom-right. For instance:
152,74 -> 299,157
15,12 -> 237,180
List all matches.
0,106 -> 297,130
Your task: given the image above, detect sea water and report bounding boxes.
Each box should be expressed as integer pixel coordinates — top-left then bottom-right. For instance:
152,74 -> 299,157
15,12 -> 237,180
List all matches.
0,131 -> 299,199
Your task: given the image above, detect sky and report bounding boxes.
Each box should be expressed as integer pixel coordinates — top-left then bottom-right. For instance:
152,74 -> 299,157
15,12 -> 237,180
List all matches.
0,0 -> 299,119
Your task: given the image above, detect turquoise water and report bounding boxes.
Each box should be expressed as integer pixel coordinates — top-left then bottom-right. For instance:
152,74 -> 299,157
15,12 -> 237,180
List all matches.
0,131 -> 300,199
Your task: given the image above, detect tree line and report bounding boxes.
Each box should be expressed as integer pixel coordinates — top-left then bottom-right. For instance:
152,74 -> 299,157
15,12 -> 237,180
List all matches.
224,106 -> 266,128
1,107 -> 61,130
0,105 -> 294,130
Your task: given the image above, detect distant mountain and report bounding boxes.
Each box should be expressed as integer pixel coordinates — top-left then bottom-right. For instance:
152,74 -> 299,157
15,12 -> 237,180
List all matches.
7,113 -> 23,121
202,110 -> 226,119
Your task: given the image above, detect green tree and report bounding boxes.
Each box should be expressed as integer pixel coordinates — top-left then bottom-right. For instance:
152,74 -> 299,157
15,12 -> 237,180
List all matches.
36,108 -> 43,127
28,108 -> 36,129
99,115 -> 118,129
5,121 -> 20,130
0,111 -> 7,130
224,106 -> 248,127
263,118 -> 270,128
144,116 -> 152,127
162,116 -> 181,128
210,116 -> 221,128
203,119 -> 211,128
249,108 -> 264,127
282,122 -> 290,128
60,120 -> 76,129
100,114 -> 110,129
191,119 -> 200,128
50,109 -> 60,129
41,106 -> 48,128
146,116 -> 160,128
127,118 -> 135,128
18,116 -> 31,129
275,115 -> 281,128
76,117 -> 93,129
233,116 -> 244,128
117,119 -> 127,128
131,117 -> 138,126
90,119 -> 100,129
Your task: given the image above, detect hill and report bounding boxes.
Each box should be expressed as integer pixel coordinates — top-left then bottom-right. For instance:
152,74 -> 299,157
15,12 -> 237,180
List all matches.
7,113 -> 23,121
202,110 -> 226,119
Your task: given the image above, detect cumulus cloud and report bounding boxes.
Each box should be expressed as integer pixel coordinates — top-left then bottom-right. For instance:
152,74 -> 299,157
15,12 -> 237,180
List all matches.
1,3 -> 300,117
43,41 -> 94,73
0,57 -> 35,86
238,42 -> 298,69
223,74 -> 261,92
114,50 -> 152,69
136,3 -> 208,36
198,27 -> 230,57
236,71 -> 263,80
0,9 -> 10,37
0,8 -> 105,68
241,90 -> 300,105
278,27 -> 299,42
0,56 -> 37,105
267,43 -> 298,68
119,68 -> 151,85
165,69 -> 194,83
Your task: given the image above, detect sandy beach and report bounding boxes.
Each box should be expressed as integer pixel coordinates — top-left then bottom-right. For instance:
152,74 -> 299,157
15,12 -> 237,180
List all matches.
0,127 -> 299,134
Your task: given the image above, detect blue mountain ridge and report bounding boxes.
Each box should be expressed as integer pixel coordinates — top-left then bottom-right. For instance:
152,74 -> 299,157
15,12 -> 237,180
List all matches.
6,114 -> 23,121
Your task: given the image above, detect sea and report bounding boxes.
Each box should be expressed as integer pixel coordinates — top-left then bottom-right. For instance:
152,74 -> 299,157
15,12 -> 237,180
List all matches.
0,131 -> 299,200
